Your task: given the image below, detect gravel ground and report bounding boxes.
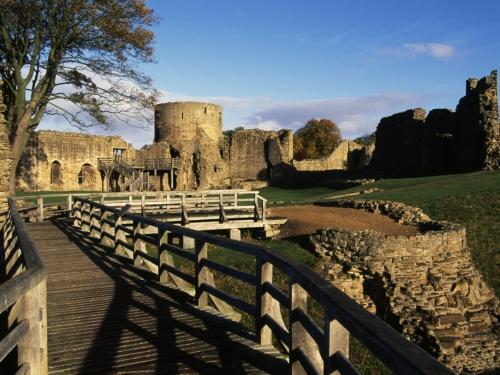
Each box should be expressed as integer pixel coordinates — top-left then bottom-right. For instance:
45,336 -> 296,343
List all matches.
269,205 -> 420,238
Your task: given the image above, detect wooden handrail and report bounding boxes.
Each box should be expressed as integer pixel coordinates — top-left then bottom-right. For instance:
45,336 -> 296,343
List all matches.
71,196 -> 453,375
0,198 -> 48,374
15,190 -> 267,226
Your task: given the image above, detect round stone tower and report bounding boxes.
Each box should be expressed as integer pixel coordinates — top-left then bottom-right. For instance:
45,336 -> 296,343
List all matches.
154,102 -> 227,190
154,102 -> 223,144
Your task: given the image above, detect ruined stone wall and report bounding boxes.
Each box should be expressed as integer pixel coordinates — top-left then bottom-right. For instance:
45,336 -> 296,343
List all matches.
17,131 -> 133,191
369,109 -> 427,176
293,140 -> 367,172
312,200 -> 499,374
455,72 -> 500,171
226,129 -> 293,184
0,82 -> 13,211
369,71 -> 500,176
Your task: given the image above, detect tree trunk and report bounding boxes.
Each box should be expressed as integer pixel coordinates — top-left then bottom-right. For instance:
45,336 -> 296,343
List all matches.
8,118 -> 29,195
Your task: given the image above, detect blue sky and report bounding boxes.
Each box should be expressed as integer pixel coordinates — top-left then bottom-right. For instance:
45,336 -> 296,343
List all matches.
40,0 -> 500,146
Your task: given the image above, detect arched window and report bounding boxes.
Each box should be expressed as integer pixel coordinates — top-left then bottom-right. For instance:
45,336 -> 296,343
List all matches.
51,161 -> 62,185
78,163 -> 95,186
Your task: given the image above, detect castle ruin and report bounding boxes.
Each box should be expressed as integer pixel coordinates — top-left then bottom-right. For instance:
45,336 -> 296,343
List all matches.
370,70 -> 500,176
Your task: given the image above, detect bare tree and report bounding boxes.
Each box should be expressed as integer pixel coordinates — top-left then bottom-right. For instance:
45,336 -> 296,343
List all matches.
0,0 -> 158,192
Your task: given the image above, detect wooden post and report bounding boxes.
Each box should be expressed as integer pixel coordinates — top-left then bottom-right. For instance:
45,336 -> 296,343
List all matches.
81,203 -> 90,232
290,282 -> 323,374
67,195 -> 73,217
324,312 -> 350,375
262,198 -> 267,222
195,239 -> 208,307
158,229 -> 171,284
73,201 -> 82,228
257,260 -> 273,346
141,194 -> 146,216
89,206 -> 101,239
100,210 -> 114,248
114,216 -> 126,257
114,204 -> 131,258
133,220 -> 145,267
18,279 -> 48,375
37,196 -> 44,222
169,169 -> 174,190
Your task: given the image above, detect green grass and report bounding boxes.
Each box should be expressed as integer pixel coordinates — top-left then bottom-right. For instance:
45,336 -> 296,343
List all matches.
260,171 -> 500,295
258,186 -> 341,204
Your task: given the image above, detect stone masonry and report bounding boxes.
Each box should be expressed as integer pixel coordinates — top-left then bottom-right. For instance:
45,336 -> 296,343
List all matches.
370,71 -> 500,176
292,140 -> 370,172
17,131 -> 134,191
311,200 -> 499,374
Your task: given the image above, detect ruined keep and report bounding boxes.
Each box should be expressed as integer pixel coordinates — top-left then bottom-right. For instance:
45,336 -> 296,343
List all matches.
311,200 -> 499,374
370,71 -> 500,176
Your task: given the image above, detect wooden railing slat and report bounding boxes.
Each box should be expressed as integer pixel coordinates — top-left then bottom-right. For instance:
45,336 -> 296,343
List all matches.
200,283 -> 256,316
0,320 -> 29,362
201,258 -> 256,285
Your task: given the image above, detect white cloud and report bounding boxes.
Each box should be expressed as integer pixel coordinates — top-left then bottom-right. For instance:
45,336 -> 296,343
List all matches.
380,42 -> 457,59
39,86 -> 426,146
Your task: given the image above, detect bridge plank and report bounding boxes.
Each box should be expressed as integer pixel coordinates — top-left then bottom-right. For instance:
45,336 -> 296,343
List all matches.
27,220 -> 287,374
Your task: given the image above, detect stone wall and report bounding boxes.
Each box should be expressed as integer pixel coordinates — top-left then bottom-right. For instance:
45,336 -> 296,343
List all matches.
293,140 -> 370,172
311,200 -> 499,374
455,72 -> 500,171
369,108 -> 427,176
17,131 -> 134,191
0,82 -> 13,211
226,129 -> 293,184
370,71 -> 500,176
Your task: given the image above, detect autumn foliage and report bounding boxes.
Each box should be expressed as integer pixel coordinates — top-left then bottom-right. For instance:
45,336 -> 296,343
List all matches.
293,119 -> 342,160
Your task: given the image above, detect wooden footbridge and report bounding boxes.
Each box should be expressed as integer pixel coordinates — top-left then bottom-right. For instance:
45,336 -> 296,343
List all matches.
1,196 -> 454,374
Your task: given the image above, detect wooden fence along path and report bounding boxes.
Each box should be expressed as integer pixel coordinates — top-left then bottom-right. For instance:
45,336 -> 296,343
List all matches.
28,219 -> 286,374
0,196 -> 455,374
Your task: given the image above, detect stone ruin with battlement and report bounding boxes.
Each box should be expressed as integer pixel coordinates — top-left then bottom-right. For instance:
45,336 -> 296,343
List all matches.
9,70 -> 500,193
370,70 -> 500,176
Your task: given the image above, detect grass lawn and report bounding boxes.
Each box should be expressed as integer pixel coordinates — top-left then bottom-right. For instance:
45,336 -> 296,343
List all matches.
260,171 -> 500,295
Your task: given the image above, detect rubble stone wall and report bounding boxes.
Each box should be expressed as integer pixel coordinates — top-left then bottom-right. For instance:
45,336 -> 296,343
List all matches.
226,129 -> 293,184
311,200 -> 499,374
0,82 -> 13,211
369,71 -> 500,176
293,140 -> 370,172
16,131 -> 133,191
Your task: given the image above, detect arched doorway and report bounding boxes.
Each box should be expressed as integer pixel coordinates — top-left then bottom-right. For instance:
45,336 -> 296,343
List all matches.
78,163 -> 96,189
50,160 -> 62,186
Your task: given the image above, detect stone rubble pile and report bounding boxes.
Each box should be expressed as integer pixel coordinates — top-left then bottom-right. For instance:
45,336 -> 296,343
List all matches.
311,199 -> 499,374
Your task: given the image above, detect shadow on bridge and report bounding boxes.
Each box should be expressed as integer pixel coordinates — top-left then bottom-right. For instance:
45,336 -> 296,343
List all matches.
40,218 -> 286,374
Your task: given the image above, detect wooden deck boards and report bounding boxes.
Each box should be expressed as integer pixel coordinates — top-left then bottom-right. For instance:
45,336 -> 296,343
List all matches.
27,219 -> 287,374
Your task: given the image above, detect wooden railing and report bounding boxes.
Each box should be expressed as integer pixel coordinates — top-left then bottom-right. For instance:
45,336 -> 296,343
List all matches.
14,190 -> 267,225
0,198 -> 47,374
71,196 -> 453,375
97,157 -> 180,171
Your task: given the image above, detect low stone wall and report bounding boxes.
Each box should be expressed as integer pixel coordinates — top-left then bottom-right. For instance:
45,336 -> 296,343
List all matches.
292,140 -> 370,172
311,199 -> 499,374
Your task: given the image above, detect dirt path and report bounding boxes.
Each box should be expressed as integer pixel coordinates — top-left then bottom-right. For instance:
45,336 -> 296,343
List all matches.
269,205 -> 420,238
